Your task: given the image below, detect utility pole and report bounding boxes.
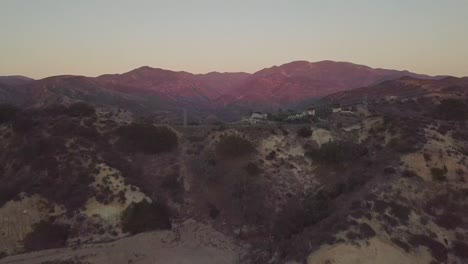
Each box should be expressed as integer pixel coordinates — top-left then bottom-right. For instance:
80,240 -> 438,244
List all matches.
363,94 -> 368,107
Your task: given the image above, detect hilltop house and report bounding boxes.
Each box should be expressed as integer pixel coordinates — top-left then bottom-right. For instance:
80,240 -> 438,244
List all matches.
286,107 -> 316,121
307,107 -> 316,116
251,112 -> 268,120
240,112 -> 268,124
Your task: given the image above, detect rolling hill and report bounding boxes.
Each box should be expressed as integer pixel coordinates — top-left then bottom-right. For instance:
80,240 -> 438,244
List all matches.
0,61 -> 443,122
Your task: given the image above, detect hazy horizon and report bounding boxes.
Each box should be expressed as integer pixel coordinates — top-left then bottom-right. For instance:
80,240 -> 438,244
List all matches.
1,0 -> 468,79
0,59 -> 454,80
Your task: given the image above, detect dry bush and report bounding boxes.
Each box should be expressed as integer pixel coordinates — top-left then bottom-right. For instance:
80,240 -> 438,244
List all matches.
392,238 -> 411,252
265,150 -> 276,160
401,170 -> 418,178
297,126 -> 312,138
452,241 -> 468,259
431,167 -> 447,182
306,141 -> 367,165
435,99 -> 468,121
423,192 -> 464,231
12,115 -> 35,134
207,203 -> 220,219
18,137 -> 94,210
121,200 -> 171,234
245,162 -> 261,176
387,137 -> 419,153
0,184 -> 19,207
3,111 -> 106,211
160,169 -> 184,201
23,221 -> 70,251
117,123 -> 178,154
66,102 -> 96,117
453,130 -> 468,141
408,234 -> 447,263
216,135 -> 255,159
435,213 -> 463,230
372,200 -> 411,225
383,117 -> 426,153
315,104 -> 333,119
0,103 -> 18,123
273,185 -> 348,238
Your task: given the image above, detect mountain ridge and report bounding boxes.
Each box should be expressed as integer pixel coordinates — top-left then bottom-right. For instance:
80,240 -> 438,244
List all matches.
0,60 -> 454,121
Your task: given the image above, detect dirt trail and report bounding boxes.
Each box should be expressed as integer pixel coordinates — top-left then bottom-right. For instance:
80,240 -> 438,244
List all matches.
0,219 -> 244,264
307,238 -> 432,264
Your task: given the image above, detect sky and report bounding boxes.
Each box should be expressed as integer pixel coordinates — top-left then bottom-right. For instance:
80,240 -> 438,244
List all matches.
1,0 -> 468,79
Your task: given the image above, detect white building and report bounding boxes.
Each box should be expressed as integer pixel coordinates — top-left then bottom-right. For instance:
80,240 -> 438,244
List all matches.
286,108 -> 316,121
251,112 -> 268,120
307,108 -> 316,116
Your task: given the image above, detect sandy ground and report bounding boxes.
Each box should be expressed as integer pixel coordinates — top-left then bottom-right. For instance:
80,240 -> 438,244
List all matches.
311,128 -> 333,147
357,117 -> 383,143
0,219 -> 244,264
83,164 -> 149,225
307,238 -> 432,264
401,127 -> 466,182
0,195 -> 62,254
259,134 -> 305,159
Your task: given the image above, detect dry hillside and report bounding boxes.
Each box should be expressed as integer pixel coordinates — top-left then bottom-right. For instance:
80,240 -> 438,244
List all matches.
0,80 -> 467,264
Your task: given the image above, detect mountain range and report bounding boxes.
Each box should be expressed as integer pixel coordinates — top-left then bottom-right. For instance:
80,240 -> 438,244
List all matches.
0,60 -> 451,121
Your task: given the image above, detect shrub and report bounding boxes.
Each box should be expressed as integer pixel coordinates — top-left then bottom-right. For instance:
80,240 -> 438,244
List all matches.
12,115 -> 35,133
387,137 -> 421,153
208,203 -> 220,219
315,104 -> 333,119
392,238 -> 411,252
0,184 -> 18,207
401,170 -> 418,178
160,173 -> 181,191
23,221 -> 70,251
453,130 -> 468,141
273,200 -> 306,238
452,241 -> 468,258
431,167 -> 447,182
66,102 -> 96,117
383,167 -> 396,175
265,150 -> 276,160
302,191 -> 331,226
297,126 -> 312,138
408,234 -> 447,262
435,99 -> 468,120
388,202 -> 411,225
216,135 -> 255,158
306,141 -> 367,164
42,104 -> 69,116
356,223 -> 376,239
117,123 -> 178,154
0,104 -> 18,123
160,171 -> 183,201
121,200 -> 171,234
275,188 -> 334,238
435,213 -> 463,230
267,112 -> 288,122
383,118 -> 426,153
245,162 -> 261,176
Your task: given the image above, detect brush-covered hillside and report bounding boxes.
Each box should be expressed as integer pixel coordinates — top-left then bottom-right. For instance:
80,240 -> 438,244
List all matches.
0,77 -> 467,264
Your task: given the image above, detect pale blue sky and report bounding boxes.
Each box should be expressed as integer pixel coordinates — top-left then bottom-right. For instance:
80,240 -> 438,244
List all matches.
1,0 -> 467,78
